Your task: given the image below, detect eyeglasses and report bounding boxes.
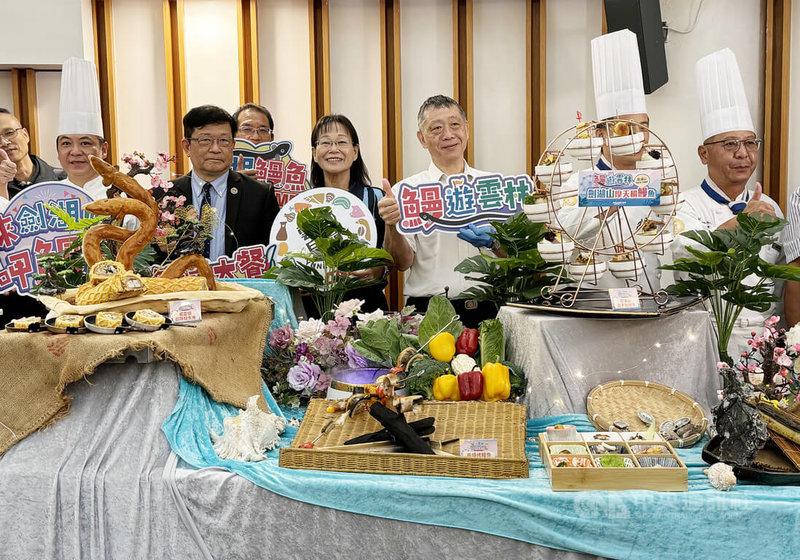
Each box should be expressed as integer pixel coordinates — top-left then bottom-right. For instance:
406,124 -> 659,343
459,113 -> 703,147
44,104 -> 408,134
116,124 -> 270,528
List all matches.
188,137 -> 234,148
703,137 -> 762,153
0,128 -> 23,142
316,140 -> 352,150
238,125 -> 272,136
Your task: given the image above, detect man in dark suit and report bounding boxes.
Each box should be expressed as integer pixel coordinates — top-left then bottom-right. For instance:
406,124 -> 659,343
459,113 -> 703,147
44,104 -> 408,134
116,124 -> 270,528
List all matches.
168,105 -> 279,259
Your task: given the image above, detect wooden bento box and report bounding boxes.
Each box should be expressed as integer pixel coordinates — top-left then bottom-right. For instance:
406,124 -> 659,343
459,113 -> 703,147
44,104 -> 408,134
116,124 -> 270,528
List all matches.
539,430 -> 688,491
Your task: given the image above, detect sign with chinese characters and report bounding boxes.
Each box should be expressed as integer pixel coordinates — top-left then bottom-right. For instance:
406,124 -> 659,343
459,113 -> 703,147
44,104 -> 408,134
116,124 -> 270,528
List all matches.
169,299 -> 202,323
459,439 -> 498,458
150,244 -> 277,279
608,287 -> 642,311
578,169 -> 661,207
395,173 -> 534,235
0,182 -> 93,296
269,188 -> 377,260
233,139 -> 310,207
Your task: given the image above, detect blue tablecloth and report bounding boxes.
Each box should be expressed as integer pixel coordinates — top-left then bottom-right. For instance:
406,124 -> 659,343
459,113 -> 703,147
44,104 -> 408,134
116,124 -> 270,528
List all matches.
163,378 -> 800,560
233,278 -> 297,333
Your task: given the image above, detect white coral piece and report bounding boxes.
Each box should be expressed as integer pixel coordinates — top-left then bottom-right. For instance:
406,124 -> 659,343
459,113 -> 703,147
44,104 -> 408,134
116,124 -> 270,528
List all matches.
210,395 -> 286,461
703,462 -> 737,491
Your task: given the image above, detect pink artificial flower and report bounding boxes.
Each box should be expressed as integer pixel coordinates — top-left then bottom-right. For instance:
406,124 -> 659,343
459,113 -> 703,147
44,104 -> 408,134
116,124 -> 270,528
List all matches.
716,362 -> 730,370
774,347 -> 793,367
175,195 -> 186,207
766,316 -> 780,327
315,370 -> 332,392
717,390 -> 724,401
154,227 -> 166,237
326,316 -> 351,338
791,344 -> 800,353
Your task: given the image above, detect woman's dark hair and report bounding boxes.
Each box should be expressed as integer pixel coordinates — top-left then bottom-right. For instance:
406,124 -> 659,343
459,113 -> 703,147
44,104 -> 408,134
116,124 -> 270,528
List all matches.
310,114 -> 370,188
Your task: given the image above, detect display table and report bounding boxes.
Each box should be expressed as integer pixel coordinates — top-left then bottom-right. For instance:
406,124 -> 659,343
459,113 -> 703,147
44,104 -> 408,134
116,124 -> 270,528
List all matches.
497,307 -> 720,418
2,360 -> 799,560
0,362 -> 598,560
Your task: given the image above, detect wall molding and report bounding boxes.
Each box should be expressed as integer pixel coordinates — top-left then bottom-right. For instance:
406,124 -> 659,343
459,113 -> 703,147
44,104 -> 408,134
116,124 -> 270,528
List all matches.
237,0 -> 260,105
10,69 -> 39,156
92,0 -> 118,165
163,0 -> 187,176
763,0 -> 791,210
453,0 -> 474,165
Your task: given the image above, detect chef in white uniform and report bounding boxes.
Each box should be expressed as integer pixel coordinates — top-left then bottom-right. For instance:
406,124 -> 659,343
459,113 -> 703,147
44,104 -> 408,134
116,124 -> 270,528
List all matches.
556,29 -> 661,291
672,48 -> 783,356
56,57 -> 110,201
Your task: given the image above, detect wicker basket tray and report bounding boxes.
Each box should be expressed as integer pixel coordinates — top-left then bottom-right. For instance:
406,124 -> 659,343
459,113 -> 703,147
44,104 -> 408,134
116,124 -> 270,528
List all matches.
279,399 -> 529,479
586,380 -> 708,448
38,281 -> 265,315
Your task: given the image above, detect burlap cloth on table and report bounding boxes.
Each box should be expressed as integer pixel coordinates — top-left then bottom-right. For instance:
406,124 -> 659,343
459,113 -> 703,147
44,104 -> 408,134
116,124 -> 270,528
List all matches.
0,298 -> 272,456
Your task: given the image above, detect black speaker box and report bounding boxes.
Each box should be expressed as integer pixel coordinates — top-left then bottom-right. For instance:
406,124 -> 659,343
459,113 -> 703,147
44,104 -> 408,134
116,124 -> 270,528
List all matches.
604,0 -> 669,94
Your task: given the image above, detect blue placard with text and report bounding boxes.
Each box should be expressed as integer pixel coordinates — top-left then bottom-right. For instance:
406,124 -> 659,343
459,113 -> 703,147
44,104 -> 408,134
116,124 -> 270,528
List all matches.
578,169 -> 661,207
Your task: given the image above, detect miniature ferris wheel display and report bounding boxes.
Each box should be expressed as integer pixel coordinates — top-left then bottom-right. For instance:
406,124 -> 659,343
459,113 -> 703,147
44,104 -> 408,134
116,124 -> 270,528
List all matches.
523,117 -> 684,312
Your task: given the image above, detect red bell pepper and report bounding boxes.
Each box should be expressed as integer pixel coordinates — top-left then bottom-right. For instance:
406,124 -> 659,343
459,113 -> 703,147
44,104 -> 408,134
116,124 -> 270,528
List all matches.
457,369 -> 483,401
456,328 -> 479,357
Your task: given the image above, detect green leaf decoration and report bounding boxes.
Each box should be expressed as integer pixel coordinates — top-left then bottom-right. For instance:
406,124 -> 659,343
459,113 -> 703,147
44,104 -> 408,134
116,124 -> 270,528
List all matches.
417,295 -> 464,347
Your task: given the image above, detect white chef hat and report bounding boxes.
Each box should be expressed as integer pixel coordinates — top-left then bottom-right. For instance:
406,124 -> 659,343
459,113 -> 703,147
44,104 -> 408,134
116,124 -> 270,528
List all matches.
57,57 -> 104,137
695,48 -> 754,141
591,29 -> 647,120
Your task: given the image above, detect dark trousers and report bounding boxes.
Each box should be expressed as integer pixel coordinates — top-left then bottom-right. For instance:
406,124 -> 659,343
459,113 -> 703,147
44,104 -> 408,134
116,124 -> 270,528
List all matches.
405,296 -> 498,329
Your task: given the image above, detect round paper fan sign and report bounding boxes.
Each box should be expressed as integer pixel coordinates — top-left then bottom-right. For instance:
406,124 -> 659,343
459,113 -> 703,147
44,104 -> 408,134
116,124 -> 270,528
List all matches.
269,187 -> 377,258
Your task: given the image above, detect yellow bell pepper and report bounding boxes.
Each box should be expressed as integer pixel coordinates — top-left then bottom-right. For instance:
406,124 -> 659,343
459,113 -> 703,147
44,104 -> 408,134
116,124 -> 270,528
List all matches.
481,363 -> 510,402
433,374 -> 460,401
429,332 -> 456,362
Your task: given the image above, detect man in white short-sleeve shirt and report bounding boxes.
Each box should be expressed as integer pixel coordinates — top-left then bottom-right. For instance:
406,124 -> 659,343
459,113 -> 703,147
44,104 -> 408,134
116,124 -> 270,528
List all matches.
378,95 -> 504,326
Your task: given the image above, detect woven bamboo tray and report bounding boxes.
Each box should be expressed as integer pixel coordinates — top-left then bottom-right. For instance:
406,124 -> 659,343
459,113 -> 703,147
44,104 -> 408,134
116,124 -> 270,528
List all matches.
279,399 -> 529,479
586,380 -> 708,448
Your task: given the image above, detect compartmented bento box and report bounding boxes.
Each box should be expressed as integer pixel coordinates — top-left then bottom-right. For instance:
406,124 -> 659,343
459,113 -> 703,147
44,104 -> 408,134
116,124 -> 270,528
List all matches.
539,430 -> 688,491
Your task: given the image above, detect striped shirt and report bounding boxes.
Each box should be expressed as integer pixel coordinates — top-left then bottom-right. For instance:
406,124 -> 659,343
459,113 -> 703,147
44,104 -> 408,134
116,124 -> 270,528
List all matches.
783,187 -> 800,263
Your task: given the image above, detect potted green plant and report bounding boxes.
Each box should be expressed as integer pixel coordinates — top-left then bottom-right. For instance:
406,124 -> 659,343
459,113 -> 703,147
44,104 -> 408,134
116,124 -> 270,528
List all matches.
662,212 -> 800,364
264,206 -> 392,319
454,212 -> 564,309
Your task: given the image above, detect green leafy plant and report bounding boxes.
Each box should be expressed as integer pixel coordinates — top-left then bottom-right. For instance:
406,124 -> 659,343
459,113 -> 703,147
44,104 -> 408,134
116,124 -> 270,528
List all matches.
662,213 -> 800,364
454,212 -> 565,309
351,316 -> 419,366
264,206 -> 392,319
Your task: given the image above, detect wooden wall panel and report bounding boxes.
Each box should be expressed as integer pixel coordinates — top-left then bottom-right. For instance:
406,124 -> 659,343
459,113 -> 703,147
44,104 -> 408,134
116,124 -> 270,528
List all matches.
91,0 -> 118,165
163,0 -> 187,176
10,69 -> 39,156
309,0 -> 331,125
764,0 -> 791,209
238,0 -> 260,105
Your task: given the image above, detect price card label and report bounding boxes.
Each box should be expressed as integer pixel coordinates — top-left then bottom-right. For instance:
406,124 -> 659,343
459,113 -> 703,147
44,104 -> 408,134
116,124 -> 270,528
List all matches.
169,300 -> 202,323
609,287 -> 641,311
459,439 -> 498,458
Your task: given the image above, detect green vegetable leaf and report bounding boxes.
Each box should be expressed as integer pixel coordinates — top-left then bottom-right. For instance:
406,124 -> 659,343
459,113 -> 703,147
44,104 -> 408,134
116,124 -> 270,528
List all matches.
478,319 -> 505,367
418,296 -> 464,348
405,358 -> 451,399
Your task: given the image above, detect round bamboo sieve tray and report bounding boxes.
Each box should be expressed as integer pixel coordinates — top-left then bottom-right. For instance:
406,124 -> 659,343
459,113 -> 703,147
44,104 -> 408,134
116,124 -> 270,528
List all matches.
586,380 -> 708,448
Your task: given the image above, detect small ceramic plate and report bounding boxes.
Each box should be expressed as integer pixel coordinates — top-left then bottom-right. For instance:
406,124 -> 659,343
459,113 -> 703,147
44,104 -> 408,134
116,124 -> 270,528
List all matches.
44,317 -> 88,335
4,320 -> 44,333
124,312 -> 172,332
84,314 -> 129,335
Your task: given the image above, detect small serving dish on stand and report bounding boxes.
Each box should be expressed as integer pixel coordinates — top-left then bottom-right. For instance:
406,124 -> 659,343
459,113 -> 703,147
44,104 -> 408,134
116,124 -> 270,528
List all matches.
124,311 -> 173,332
608,131 -> 644,156
85,314 -> 130,335
4,318 -> 44,333
44,316 -> 88,335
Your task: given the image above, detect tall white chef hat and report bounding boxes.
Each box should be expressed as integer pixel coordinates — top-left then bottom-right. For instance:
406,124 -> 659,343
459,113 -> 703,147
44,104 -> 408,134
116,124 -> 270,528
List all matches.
57,57 -> 104,137
591,29 -> 647,120
695,48 -> 754,141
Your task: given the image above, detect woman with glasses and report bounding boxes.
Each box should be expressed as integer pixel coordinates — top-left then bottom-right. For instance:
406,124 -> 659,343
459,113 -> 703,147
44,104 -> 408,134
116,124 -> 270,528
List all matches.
305,114 -> 389,316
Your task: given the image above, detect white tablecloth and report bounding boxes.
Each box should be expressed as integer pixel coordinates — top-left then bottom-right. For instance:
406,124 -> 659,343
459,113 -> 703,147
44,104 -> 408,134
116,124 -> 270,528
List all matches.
497,307 -> 720,418
0,360 -> 603,560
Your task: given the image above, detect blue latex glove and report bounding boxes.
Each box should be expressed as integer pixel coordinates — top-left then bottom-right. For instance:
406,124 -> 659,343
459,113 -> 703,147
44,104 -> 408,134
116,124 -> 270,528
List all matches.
457,223 -> 495,249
